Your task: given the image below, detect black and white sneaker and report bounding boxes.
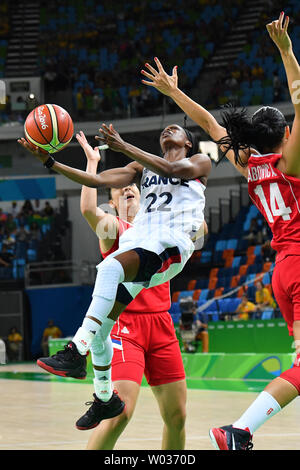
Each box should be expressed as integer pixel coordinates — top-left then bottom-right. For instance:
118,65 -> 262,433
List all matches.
76,391 -> 125,430
37,341 -> 87,379
209,425 -> 253,450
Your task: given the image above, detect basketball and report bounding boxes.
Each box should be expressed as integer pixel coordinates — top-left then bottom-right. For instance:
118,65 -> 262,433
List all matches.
24,104 -> 74,154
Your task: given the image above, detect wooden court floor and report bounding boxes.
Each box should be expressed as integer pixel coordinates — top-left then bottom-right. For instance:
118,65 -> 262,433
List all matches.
1,363 -> 300,451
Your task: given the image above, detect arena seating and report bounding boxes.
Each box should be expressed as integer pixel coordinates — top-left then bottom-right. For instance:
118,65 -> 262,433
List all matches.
37,0 -> 243,119
211,1 -> 300,108
170,203 -> 277,325
0,199 -> 70,281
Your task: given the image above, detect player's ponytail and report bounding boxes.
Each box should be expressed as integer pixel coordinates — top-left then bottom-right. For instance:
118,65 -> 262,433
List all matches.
217,105 -> 287,167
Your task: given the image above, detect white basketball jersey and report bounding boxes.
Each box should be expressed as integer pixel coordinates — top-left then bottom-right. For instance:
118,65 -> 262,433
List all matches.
133,168 -> 206,240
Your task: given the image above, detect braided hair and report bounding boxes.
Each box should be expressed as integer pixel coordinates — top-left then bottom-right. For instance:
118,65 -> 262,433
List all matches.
216,105 -> 287,167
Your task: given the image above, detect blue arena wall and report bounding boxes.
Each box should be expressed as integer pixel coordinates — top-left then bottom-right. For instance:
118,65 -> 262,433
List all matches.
26,285 -> 93,357
0,177 -> 56,201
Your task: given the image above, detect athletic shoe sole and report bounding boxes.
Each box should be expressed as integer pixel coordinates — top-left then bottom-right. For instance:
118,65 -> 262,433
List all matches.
37,359 -> 86,379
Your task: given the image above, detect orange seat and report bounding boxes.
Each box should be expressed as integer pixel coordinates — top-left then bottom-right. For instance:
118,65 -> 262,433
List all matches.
208,277 -> 218,290
247,254 -> 256,266
209,268 -> 219,279
222,249 -> 234,260
225,256 -> 233,268
230,275 -> 240,288
187,279 -> 196,291
214,287 -> 224,297
193,289 -> 201,301
239,264 -> 248,276
246,246 -> 255,256
172,291 -> 180,302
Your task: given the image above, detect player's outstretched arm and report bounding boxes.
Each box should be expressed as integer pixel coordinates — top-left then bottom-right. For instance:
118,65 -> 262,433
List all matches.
77,131 -> 119,251
141,58 -> 249,177
267,12 -> 300,176
96,123 -> 212,180
17,137 -> 142,189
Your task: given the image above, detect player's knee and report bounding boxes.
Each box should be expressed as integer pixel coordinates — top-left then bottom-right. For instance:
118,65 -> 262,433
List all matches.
110,400 -> 135,430
163,405 -> 186,431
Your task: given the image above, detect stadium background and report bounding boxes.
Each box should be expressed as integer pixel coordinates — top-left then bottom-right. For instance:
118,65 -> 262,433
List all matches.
0,0 -> 297,388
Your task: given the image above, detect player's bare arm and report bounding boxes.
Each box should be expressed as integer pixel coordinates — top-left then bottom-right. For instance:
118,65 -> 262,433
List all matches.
77,131 -> 120,254
267,13 -> 300,176
17,137 -> 143,189
141,58 -> 250,178
96,123 -> 211,181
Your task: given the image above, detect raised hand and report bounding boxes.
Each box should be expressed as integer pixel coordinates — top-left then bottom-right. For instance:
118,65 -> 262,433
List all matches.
76,131 -> 101,163
95,123 -> 126,153
266,12 -> 292,54
141,57 -> 178,96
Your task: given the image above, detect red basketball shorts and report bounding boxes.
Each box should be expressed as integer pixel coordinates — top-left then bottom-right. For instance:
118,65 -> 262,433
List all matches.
272,255 -> 300,336
110,311 -> 185,387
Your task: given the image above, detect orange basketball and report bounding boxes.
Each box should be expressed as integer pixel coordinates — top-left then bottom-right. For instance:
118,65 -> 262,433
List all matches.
24,104 -> 74,154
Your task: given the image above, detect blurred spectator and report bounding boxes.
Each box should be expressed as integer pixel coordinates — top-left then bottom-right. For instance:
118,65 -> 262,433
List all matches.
29,222 -> 41,241
43,201 -> 54,217
254,280 -> 276,316
179,297 -> 209,353
243,217 -> 260,245
21,200 -> 33,216
194,308 -> 209,353
0,243 -> 13,267
261,240 -> 276,262
7,326 -> 22,362
4,213 -> 17,234
11,201 -> 18,218
0,208 -> 7,223
15,224 -> 29,243
41,319 -> 62,356
234,294 -> 256,321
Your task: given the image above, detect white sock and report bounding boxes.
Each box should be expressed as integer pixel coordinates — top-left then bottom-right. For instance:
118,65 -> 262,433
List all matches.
90,324 -> 115,402
72,326 -> 95,356
232,391 -> 281,435
93,375 -> 113,402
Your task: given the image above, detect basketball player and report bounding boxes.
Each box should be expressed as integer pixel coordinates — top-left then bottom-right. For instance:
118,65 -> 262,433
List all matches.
18,121 -> 211,430
141,12 -> 300,450
76,130 -> 190,448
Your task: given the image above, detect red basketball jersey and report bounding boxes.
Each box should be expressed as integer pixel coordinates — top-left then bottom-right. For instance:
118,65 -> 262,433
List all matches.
100,217 -> 171,313
248,153 -> 300,262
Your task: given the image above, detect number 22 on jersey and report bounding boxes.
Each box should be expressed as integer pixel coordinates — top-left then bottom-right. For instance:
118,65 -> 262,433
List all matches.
254,182 -> 292,223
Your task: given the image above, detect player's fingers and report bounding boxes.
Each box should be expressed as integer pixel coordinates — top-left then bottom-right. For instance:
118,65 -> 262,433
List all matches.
172,65 -> 178,77
109,123 -> 116,133
141,79 -> 156,87
144,62 -> 158,75
102,123 -> 114,135
154,57 -> 165,73
95,135 -> 106,142
278,11 -> 284,29
141,69 -> 156,80
283,15 -> 290,33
